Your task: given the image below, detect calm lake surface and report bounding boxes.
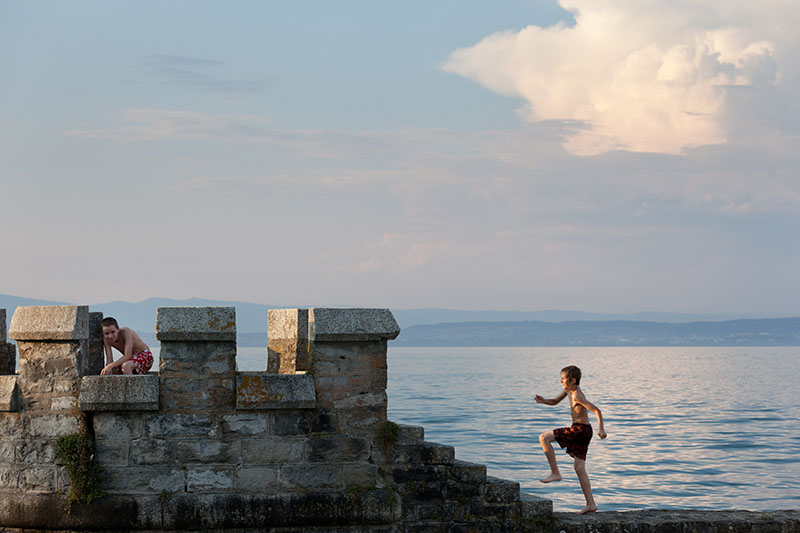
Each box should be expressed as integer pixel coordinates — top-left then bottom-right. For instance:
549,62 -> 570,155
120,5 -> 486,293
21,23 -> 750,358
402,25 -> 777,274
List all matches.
152,346 -> 800,512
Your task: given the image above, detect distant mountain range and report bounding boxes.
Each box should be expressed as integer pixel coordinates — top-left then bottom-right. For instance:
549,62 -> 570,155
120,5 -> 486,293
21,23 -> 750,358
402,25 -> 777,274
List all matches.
1,294 -> 798,346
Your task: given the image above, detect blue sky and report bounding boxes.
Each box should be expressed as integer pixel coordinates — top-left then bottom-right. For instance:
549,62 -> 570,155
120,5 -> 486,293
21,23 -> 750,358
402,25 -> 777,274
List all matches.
2,1 -> 799,315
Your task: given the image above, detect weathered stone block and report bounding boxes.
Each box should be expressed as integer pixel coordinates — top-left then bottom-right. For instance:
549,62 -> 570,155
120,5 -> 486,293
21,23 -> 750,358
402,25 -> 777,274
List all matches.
187,467 -> 234,491
269,411 -> 310,436
279,464 -> 342,491
78,375 -> 159,411
103,467 -> 185,493
93,413 -> 143,440
236,373 -> 315,410
0,440 -> 15,462
396,424 -> 424,445
174,439 -> 239,463
484,476 -> 520,503
235,466 -> 279,490
342,463 -> 379,486
9,306 -> 89,341
158,341 -> 236,370
242,437 -> 304,464
309,308 -> 400,341
21,466 -> 56,492
156,307 -> 236,341
221,413 -> 268,435
129,438 -> 172,465
144,413 -> 218,438
307,436 -> 370,463
86,312 -> 105,376
519,492 -> 553,518
268,308 -> 310,373
0,413 -> 24,439
28,414 -> 80,437
0,309 -> 5,341
0,466 -> 20,489
15,440 -> 56,464
451,459 -> 486,483
94,439 -> 129,466
0,376 -> 19,411
50,396 -> 76,411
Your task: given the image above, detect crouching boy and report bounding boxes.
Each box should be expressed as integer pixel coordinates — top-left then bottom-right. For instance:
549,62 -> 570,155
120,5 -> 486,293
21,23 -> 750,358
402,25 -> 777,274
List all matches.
100,317 -> 153,375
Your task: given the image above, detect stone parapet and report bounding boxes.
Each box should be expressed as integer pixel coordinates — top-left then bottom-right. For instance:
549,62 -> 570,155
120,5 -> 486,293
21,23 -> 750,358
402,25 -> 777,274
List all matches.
310,308 -> 400,342
156,306 -> 236,341
0,304 -> 562,531
236,373 -> 315,409
79,375 -> 159,411
9,305 -> 89,341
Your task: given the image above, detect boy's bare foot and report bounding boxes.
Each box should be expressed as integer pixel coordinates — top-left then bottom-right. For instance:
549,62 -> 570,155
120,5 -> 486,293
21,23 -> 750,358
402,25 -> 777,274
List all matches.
576,504 -> 597,514
539,473 -> 562,483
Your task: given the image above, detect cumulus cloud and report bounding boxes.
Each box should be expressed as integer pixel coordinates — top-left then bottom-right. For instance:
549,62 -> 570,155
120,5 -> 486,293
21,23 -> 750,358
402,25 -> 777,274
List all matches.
443,0 -> 794,155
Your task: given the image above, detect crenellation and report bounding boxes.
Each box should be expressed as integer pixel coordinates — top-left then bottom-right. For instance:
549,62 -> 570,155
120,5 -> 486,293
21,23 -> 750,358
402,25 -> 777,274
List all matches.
0,305 -> 555,531
268,308 -> 310,373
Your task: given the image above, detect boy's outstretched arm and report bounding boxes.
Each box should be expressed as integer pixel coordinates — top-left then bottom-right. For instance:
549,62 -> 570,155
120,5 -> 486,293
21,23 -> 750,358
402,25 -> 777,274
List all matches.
535,391 -> 567,406
575,390 -> 607,438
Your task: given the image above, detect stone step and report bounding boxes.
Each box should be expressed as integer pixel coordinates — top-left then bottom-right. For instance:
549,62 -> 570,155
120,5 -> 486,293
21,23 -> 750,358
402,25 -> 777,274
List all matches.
452,459 -> 487,485
484,475 -> 520,504
519,492 -> 553,519
395,423 -> 424,445
419,441 -> 455,465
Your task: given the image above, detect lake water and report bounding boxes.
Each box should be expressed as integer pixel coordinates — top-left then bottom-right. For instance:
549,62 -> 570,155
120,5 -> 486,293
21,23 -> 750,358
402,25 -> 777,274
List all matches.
157,345 -> 800,512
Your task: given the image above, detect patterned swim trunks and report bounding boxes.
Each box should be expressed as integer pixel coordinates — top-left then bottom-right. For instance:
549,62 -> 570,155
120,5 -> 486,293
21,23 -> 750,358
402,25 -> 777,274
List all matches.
554,423 -> 593,461
130,349 -> 154,374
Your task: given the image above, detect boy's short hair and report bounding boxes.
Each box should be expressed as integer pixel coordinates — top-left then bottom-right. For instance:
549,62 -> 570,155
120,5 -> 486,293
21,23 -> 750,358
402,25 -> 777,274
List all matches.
100,317 -> 119,328
561,365 -> 581,385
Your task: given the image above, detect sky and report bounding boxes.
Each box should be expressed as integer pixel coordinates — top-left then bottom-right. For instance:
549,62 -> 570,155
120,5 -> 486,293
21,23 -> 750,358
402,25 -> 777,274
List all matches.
1,0 -> 799,315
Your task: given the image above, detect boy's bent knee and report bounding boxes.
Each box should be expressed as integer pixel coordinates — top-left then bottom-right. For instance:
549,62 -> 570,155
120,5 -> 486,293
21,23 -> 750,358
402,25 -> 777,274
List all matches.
539,431 -> 554,444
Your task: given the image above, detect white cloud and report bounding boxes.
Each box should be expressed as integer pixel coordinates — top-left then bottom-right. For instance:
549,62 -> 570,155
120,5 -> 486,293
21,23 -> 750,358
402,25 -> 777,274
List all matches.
443,0 -> 794,155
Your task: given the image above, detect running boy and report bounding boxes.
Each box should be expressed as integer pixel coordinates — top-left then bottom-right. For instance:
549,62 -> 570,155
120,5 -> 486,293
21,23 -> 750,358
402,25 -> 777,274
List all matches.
535,365 -> 606,514
100,317 -> 154,375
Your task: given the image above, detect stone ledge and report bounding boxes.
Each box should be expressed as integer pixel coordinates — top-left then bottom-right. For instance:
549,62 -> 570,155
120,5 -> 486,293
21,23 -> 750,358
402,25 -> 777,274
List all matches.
156,306 -> 236,341
0,490 -> 402,529
519,492 -> 553,518
78,375 -> 160,411
0,375 -> 19,411
553,509 -> 800,532
310,308 -> 400,342
236,372 -> 316,410
9,305 -> 89,341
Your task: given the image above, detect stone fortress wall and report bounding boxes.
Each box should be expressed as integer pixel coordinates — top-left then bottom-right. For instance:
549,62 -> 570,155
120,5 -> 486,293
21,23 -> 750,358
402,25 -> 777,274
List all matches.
0,305 -> 549,531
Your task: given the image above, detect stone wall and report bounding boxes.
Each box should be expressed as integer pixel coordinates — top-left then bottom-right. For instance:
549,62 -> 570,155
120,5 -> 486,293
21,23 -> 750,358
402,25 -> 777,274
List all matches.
0,309 -> 16,375
0,305 -> 549,531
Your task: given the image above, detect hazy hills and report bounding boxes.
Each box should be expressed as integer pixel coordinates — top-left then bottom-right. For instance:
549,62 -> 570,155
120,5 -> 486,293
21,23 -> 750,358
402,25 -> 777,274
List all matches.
1,294 -> 798,346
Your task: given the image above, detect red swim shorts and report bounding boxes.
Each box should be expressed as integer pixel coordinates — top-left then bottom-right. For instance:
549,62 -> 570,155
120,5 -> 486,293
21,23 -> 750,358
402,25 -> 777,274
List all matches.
553,423 -> 593,461
130,350 -> 154,374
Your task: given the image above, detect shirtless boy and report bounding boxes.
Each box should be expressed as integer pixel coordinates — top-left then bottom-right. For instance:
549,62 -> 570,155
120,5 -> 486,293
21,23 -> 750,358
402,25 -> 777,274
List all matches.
535,365 -> 607,514
100,317 -> 154,375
